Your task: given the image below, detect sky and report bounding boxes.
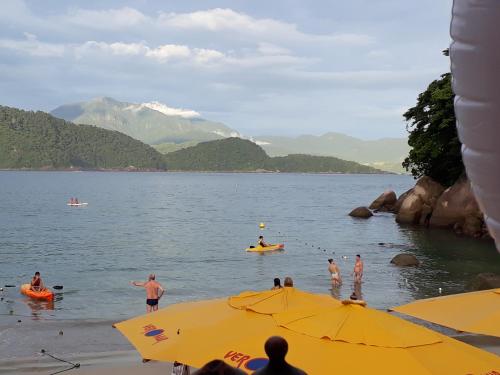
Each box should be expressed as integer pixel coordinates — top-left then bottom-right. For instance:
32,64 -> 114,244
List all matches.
0,0 -> 453,139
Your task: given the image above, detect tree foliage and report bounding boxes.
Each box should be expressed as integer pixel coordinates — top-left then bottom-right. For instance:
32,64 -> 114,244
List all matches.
165,137 -> 383,173
403,73 -> 464,186
0,106 -> 166,170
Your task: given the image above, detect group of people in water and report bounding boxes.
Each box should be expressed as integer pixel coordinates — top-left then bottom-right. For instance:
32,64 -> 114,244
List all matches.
328,254 -> 364,287
68,197 -> 80,204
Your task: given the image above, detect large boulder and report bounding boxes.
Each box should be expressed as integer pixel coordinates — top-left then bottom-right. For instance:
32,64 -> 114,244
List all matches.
394,188 -> 413,214
396,177 -> 445,225
390,253 -> 420,267
369,190 -> 397,212
430,178 -> 484,237
349,207 -> 373,218
468,273 -> 500,291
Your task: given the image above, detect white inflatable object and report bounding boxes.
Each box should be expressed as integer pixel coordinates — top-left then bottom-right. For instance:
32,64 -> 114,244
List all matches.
450,0 -> 500,251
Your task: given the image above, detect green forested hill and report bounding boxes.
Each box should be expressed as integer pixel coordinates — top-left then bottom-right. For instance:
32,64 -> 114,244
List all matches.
164,137 -> 269,171
0,106 -> 166,170
165,138 -> 383,173
266,154 -> 380,173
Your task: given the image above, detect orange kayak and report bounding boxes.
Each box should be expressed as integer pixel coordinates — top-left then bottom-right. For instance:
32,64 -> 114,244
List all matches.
20,284 -> 54,301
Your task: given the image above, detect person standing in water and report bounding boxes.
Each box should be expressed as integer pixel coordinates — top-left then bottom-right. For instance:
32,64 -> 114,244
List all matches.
353,254 -> 364,283
131,274 -> 165,313
328,259 -> 342,286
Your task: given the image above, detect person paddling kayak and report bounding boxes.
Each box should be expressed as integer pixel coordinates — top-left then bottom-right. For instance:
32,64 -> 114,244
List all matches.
258,236 -> 270,247
131,274 -> 165,313
30,272 -> 46,292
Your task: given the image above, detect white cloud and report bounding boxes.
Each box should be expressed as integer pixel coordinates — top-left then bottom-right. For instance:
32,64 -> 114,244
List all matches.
0,33 -> 65,57
257,42 -> 290,55
74,41 -> 224,64
159,8 -> 373,45
145,44 -> 191,62
67,7 -> 148,30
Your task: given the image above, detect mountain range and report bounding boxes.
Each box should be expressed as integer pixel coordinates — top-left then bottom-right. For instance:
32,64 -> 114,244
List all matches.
0,105 -> 382,174
51,97 -> 240,145
51,97 -> 409,173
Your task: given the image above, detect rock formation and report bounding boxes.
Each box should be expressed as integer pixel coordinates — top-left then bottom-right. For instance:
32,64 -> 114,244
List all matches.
468,273 -> 500,290
369,190 -> 397,212
349,207 -> 373,218
390,253 -> 420,267
429,178 -> 487,237
396,177 -> 445,225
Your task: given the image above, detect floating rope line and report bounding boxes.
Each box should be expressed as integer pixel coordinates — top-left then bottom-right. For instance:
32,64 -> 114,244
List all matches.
41,349 -> 80,375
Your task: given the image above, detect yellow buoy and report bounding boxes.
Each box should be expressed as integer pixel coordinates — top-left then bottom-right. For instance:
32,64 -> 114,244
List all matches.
259,222 -> 265,229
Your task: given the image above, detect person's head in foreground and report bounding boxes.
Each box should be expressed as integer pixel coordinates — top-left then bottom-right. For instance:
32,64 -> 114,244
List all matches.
283,277 -> 293,287
253,336 -> 307,375
34,272 -> 40,278
356,254 -> 361,260
350,292 -> 358,300
328,258 -> 333,264
273,278 -> 281,288
259,235 -> 264,239
194,359 -> 245,374
148,274 -> 155,281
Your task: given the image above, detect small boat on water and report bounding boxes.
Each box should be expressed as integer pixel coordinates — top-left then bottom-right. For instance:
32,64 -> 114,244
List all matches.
246,244 -> 284,252
67,202 -> 88,207
20,284 -> 54,301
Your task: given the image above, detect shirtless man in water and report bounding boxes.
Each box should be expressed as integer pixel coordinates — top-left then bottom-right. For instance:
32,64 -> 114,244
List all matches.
328,259 -> 342,286
353,254 -> 364,283
131,274 -> 165,313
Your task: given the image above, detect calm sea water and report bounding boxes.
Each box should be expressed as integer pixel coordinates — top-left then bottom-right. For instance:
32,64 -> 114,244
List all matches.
1,171 -> 499,323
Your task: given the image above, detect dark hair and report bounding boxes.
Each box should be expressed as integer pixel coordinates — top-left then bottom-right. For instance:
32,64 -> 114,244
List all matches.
273,278 -> 281,287
195,359 -> 243,374
350,292 -> 358,300
328,258 -> 333,263
35,272 -> 40,276
356,254 -> 361,258
259,236 -> 263,239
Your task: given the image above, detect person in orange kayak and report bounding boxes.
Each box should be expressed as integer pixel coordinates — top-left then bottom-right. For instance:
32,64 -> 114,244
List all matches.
30,272 -> 46,292
258,236 -> 269,247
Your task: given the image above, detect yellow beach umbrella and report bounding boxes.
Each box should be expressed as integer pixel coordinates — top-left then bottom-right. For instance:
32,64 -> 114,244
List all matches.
114,288 -> 500,374
391,288 -> 500,337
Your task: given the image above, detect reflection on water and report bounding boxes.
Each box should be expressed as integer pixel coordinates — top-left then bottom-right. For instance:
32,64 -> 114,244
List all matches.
352,282 -> 363,301
396,227 -> 499,301
22,294 -> 63,318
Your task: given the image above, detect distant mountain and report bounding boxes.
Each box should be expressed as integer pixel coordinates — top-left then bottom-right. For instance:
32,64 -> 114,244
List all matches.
51,97 -> 240,145
254,133 -> 409,173
0,106 -> 165,170
165,138 -> 383,173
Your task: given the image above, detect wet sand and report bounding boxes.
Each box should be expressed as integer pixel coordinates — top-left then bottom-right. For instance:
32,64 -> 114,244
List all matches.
0,350 -> 173,374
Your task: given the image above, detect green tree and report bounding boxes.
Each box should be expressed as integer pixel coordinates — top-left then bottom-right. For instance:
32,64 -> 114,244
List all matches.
403,73 -> 464,186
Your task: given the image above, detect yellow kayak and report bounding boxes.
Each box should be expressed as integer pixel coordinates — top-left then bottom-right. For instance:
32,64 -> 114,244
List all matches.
246,244 -> 284,252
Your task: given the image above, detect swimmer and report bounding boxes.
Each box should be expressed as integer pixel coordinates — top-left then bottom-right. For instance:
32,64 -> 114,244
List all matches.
328,259 -> 342,287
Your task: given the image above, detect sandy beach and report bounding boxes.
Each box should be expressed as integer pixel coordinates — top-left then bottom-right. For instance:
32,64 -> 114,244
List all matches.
1,332 -> 498,375
0,350 -> 173,375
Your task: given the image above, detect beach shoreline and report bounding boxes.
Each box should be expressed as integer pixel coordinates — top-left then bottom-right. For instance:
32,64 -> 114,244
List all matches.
1,314 -> 498,374
0,350 -> 173,375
